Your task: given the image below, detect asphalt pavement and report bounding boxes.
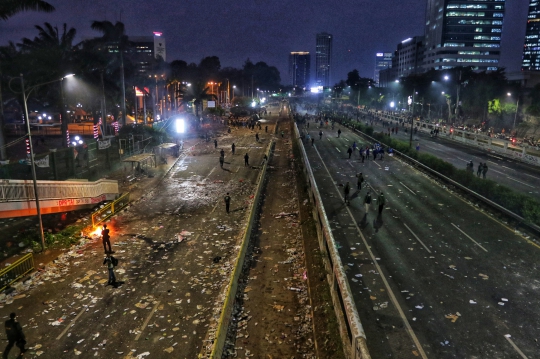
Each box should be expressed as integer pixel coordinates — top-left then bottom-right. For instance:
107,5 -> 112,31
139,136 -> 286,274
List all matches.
299,121 -> 540,358
0,118 -> 274,358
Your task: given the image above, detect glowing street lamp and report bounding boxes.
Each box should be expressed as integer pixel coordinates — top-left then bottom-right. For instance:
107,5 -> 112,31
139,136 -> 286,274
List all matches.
10,73 -> 75,251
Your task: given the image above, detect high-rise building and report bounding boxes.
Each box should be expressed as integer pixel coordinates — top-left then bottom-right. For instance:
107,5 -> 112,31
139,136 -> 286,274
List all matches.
315,33 -> 333,87
522,0 -> 540,71
126,32 -> 166,74
374,52 -> 393,85
378,37 -> 425,87
395,36 -> 425,77
289,52 -> 311,87
423,0 -> 505,72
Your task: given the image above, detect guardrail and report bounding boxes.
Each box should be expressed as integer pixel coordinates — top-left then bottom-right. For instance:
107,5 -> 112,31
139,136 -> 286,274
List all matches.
208,140 -> 275,358
294,123 -> 371,359
0,253 -> 34,292
0,179 -> 119,202
344,123 -> 540,236
91,192 -> 130,227
361,110 -> 540,168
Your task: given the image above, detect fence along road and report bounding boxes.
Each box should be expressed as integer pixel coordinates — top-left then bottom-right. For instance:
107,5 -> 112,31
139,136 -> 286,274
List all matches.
0,179 -> 119,218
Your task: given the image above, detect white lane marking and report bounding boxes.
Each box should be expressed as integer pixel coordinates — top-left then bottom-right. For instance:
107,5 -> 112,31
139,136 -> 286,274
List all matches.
504,335 -> 529,359
205,166 -> 217,181
399,182 -> 417,195
457,157 -> 469,163
506,176 -> 535,188
403,224 -> 432,253
501,165 -> 511,169
522,172 -> 540,180
348,161 -> 354,168
335,147 -> 341,152
451,223 -> 488,252
135,301 -> 161,341
487,160 -> 500,165
344,137 -> 349,141
313,146 -> 429,359
56,305 -> 87,340
373,160 -> 381,168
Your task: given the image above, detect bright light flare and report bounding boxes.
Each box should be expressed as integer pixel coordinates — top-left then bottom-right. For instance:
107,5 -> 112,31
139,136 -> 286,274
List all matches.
91,227 -> 102,237
390,101 -> 395,108
176,118 -> 185,133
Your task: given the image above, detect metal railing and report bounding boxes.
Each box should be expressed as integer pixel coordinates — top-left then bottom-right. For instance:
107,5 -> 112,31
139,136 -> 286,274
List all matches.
91,192 -> 130,227
0,253 -> 34,292
344,123 -> 540,237
0,179 -> 119,202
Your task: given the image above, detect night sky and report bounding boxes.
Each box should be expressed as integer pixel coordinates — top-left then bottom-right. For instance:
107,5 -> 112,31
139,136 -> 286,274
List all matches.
0,0 -> 530,85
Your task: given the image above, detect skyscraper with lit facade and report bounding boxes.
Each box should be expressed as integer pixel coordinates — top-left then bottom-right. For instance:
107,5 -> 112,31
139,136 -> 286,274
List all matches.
315,33 -> 332,87
374,52 -> 393,85
289,52 -> 311,88
522,0 -> 540,71
423,0 -> 505,71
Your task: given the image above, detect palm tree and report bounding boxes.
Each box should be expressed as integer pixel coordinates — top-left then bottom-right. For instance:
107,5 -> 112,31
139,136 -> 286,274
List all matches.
18,23 -> 79,147
90,21 -> 129,127
0,0 -> 55,160
0,0 -> 54,20
185,82 -> 217,118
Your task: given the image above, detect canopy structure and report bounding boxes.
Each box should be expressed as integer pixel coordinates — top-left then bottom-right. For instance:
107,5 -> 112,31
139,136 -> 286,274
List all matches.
154,143 -> 180,164
122,153 -> 156,174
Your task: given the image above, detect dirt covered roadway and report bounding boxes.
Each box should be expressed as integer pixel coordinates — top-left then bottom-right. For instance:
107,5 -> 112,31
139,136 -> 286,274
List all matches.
0,116 -> 274,359
223,111 -> 345,358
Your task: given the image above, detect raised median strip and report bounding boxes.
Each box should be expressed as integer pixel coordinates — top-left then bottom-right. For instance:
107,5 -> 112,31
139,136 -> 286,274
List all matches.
294,123 -> 371,359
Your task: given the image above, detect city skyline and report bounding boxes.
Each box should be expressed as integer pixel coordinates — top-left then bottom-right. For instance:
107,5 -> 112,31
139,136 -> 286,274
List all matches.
0,0 -> 530,85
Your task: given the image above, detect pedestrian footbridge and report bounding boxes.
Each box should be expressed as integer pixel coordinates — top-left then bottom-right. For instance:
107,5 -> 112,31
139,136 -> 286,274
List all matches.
0,179 -> 119,218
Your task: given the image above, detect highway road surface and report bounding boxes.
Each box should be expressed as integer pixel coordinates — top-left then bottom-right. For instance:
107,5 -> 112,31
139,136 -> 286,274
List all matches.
300,121 -> 539,358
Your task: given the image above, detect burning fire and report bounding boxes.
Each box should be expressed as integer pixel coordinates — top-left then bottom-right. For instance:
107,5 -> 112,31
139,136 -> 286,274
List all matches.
91,227 -> 102,237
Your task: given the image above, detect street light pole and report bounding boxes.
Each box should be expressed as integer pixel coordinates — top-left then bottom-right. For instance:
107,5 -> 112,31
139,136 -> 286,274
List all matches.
16,74 -> 74,251
409,88 -> 416,148
513,98 -> 519,131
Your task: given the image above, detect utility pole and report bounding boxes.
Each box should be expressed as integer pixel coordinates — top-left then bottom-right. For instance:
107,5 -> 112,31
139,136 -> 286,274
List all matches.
409,88 -> 415,148
455,70 -> 462,123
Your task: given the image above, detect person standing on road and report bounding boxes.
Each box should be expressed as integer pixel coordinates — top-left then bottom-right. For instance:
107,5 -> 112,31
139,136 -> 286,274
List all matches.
224,193 -> 231,214
281,131 -> 284,138
231,143 -> 236,155
344,182 -> 351,205
3,313 -> 27,359
338,129 -> 341,138
356,172 -> 364,190
366,147 -> 370,160
214,139 -> 218,149
482,163 -> 488,179
255,133 -> 259,142
103,253 -> 116,285
377,192 -> 386,215
311,137 -> 315,147
219,155 -> 224,168
220,148 -> 225,158
361,148 -> 365,163
363,191 -> 372,215
319,130 -> 323,140
477,162 -> 483,177
244,153 -> 250,167
102,224 -> 112,254
347,146 -> 353,159
265,125 -> 268,133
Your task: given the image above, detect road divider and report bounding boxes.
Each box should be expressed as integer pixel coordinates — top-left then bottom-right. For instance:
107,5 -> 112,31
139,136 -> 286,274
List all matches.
294,124 -> 371,359
207,140 -> 275,358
